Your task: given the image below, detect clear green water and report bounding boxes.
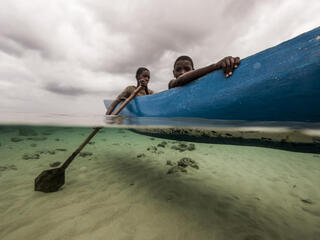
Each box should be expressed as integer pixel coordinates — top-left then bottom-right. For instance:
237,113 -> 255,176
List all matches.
0,124 -> 320,240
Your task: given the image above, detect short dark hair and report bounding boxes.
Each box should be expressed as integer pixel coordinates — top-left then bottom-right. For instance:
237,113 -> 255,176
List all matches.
136,67 -> 149,79
174,56 -> 194,70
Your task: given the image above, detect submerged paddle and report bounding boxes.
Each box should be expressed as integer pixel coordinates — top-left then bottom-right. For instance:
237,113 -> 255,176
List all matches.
34,86 -> 143,193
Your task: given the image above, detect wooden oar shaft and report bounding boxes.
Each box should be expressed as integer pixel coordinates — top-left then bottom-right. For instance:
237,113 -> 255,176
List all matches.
61,85 -> 143,170
61,127 -> 100,170
112,86 -> 143,115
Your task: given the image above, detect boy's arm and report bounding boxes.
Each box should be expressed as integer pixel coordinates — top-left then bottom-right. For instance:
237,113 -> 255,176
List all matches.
106,99 -> 122,115
169,63 -> 219,89
106,86 -> 133,115
169,56 -> 240,89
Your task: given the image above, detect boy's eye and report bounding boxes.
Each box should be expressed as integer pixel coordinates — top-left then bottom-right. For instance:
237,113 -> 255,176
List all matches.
184,67 -> 190,71
176,67 -> 181,72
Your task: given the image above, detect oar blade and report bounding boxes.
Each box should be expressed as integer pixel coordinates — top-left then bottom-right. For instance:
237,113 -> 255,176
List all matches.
34,168 -> 65,193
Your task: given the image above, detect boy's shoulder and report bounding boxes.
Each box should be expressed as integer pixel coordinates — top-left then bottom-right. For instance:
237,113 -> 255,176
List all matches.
116,85 -> 137,100
124,85 -> 137,91
122,85 -> 138,95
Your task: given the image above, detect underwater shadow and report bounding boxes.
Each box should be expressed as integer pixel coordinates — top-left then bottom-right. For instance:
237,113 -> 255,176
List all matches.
98,151 -> 287,239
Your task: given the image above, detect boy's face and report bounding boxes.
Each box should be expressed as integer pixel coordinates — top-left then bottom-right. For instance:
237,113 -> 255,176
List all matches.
137,70 -> 150,87
173,60 -> 193,79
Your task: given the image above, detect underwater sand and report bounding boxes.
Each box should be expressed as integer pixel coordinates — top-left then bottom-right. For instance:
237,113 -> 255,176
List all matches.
0,126 -> 320,240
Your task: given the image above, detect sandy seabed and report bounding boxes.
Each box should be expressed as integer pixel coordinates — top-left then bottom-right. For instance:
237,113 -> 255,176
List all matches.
0,126 -> 320,240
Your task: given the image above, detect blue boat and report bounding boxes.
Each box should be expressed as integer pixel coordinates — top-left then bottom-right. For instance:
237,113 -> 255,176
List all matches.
104,27 -> 320,122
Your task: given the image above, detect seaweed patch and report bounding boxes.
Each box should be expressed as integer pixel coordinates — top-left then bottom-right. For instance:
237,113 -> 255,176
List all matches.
11,137 -> 23,142
0,165 -> 18,171
147,146 -> 157,153
178,157 -> 199,169
171,143 -> 195,152
22,153 -> 40,160
27,137 -> 47,141
79,152 -> 93,157
157,141 -> 167,148
166,157 -> 199,174
50,162 -> 61,167
167,165 -> 187,174
19,128 -> 38,136
56,148 -> 67,151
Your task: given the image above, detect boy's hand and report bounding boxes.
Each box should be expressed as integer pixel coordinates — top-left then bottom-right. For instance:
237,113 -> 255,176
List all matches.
217,56 -> 240,77
138,79 -> 148,88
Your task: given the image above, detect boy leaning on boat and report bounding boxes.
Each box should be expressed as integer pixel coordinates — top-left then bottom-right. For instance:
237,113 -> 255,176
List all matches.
168,55 -> 240,89
107,56 -> 240,115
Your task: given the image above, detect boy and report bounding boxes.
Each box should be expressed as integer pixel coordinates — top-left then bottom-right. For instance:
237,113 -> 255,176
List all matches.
106,67 -> 154,115
168,56 -> 240,89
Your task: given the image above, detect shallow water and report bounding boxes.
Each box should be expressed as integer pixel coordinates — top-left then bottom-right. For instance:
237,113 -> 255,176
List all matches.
0,114 -> 320,240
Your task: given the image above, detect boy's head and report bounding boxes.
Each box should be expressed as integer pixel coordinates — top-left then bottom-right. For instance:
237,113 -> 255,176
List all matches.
173,55 -> 194,79
136,67 -> 149,79
136,67 -> 150,87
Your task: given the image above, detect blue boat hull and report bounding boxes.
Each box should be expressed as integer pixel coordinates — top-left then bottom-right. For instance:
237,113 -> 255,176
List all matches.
104,27 -> 320,122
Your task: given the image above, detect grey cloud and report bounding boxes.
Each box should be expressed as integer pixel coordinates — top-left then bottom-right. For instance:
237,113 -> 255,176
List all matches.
43,82 -> 116,96
44,82 -> 87,96
0,36 -> 25,57
43,82 -> 99,96
86,0 -> 270,76
5,34 -> 46,54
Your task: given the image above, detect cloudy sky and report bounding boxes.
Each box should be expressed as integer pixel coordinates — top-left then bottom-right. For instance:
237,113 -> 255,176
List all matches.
0,0 -> 319,115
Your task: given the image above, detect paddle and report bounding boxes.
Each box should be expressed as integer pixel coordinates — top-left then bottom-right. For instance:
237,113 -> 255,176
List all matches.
34,86 -> 143,193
